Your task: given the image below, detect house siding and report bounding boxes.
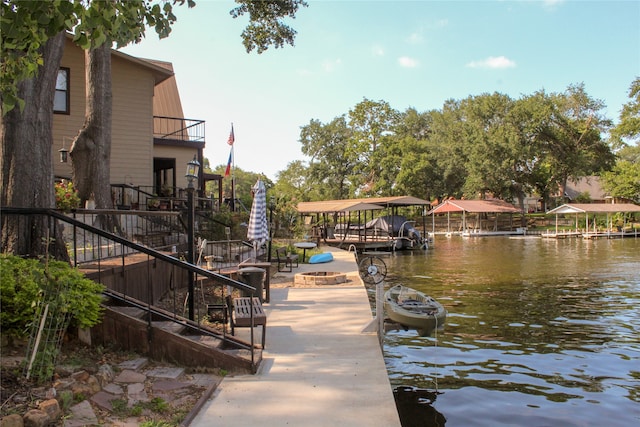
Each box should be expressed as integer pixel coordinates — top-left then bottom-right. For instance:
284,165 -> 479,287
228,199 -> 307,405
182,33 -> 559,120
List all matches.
110,54 -> 155,188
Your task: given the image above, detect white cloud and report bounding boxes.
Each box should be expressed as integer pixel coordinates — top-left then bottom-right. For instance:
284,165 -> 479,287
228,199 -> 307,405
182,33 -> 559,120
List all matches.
296,68 -> 313,76
543,0 -> 564,10
322,58 -> 342,72
371,45 -> 385,57
430,18 -> 449,29
398,56 -> 419,68
406,31 -> 424,44
466,56 -> 516,69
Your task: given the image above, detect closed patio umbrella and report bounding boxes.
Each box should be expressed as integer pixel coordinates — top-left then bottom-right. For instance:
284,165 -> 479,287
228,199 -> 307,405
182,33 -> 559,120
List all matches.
247,179 -> 269,259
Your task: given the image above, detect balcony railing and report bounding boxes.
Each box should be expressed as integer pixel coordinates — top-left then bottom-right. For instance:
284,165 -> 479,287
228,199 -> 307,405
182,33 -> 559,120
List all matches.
153,116 -> 205,143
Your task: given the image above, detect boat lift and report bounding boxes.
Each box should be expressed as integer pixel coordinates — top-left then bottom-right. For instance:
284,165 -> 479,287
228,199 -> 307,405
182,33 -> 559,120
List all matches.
351,246 -> 388,344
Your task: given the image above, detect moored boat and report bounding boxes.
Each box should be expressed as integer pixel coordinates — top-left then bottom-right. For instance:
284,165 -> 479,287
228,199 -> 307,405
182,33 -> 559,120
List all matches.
383,284 -> 447,336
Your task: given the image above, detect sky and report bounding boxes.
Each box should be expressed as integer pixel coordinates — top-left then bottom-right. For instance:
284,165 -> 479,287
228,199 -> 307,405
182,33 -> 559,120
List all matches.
121,0 -> 640,180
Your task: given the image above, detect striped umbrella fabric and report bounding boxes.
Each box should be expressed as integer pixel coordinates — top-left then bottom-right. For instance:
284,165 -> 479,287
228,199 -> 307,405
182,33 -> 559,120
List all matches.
247,179 -> 269,257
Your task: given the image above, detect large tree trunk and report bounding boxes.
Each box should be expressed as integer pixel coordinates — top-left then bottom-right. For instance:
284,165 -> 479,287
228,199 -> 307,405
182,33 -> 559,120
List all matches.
1,32 -> 69,260
70,42 -> 120,233
71,42 -> 112,208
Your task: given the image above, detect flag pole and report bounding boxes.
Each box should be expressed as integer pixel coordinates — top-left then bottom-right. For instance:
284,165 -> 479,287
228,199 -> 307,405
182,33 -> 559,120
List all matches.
231,144 -> 235,212
227,123 -> 236,212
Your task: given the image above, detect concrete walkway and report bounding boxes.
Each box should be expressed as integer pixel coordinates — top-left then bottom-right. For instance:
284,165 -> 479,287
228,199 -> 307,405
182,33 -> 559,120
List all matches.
190,247 -> 401,426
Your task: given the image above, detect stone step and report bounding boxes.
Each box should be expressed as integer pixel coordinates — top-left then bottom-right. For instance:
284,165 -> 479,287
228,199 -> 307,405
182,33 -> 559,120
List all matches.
108,306 -> 147,319
151,321 -> 186,334
182,334 -> 225,349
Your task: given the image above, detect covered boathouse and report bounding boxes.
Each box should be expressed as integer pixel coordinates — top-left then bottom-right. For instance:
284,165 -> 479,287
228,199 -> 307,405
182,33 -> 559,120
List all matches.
297,196 -> 431,251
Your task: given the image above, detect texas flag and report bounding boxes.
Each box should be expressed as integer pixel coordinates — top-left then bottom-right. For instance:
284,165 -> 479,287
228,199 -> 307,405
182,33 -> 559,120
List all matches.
224,149 -> 232,177
227,124 -> 235,146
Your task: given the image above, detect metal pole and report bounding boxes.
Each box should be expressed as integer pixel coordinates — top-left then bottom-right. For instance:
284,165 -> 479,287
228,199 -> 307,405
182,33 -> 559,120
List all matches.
268,197 -> 274,262
187,185 -> 195,321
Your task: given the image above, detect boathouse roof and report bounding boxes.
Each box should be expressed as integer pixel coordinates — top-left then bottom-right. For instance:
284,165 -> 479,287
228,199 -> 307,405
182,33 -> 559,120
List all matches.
427,199 -> 522,215
297,196 -> 430,214
547,203 -> 640,214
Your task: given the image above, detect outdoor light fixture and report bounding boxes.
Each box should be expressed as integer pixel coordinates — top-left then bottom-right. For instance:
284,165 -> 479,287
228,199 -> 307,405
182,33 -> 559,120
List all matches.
185,154 -> 200,321
58,147 -> 69,163
59,137 -> 72,163
185,155 -> 200,188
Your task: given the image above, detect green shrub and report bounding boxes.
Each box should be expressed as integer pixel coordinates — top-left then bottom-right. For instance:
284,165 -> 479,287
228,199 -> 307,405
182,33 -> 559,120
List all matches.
0,256 -> 45,342
0,254 -> 105,340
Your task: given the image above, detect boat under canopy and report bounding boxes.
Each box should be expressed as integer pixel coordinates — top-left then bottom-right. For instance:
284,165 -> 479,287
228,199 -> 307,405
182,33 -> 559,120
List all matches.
296,196 -> 431,251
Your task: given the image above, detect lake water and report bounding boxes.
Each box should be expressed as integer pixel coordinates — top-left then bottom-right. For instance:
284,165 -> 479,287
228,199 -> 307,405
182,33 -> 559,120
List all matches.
379,236 -> 640,427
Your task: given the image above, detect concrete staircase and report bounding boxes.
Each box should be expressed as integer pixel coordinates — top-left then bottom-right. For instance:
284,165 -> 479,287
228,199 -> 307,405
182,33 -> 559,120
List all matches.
90,293 -> 262,374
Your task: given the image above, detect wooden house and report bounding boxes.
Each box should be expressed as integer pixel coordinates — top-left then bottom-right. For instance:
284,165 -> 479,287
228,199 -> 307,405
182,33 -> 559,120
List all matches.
52,36 -> 214,207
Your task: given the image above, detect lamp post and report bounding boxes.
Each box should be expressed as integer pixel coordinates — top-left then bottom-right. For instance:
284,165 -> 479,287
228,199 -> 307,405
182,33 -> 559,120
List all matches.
268,196 -> 275,262
185,155 -> 200,321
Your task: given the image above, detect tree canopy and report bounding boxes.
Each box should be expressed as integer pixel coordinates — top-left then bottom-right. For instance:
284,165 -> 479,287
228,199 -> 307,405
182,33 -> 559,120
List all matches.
279,82 -> 633,208
601,77 -> 640,202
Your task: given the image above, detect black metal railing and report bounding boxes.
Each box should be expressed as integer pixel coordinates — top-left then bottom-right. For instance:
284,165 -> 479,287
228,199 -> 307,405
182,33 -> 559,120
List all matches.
110,184 -> 218,213
153,116 -> 205,142
1,207 -> 263,371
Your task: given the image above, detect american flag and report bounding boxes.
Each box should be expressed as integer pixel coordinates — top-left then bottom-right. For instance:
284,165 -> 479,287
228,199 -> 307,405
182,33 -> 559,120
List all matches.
227,124 -> 235,146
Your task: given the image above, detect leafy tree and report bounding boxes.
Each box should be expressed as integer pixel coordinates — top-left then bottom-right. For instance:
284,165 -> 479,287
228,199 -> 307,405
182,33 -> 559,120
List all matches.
455,92 -> 520,200
426,100 -> 468,200
300,116 -> 357,200
601,159 -> 640,202
602,79 -> 640,202
208,162 -> 272,212
272,161 -> 311,236
1,0 -> 76,113
347,98 -> 400,194
70,0 -> 193,220
506,91 -> 557,212
511,90 -> 558,210
610,77 -> 640,148
290,84 -> 620,213
231,0 -> 308,54
542,83 -> 615,196
385,108 -> 439,200
274,160 -> 312,201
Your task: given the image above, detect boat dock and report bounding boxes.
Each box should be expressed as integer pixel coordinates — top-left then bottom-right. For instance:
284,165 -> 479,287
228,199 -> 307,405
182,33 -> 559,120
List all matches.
189,247 -> 401,427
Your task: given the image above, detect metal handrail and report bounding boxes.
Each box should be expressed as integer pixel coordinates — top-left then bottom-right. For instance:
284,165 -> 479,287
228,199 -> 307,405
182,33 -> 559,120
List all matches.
1,207 -> 262,370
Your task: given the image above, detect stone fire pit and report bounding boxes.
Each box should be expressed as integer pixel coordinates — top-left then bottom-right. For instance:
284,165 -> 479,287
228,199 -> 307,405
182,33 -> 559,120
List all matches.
294,271 -> 347,286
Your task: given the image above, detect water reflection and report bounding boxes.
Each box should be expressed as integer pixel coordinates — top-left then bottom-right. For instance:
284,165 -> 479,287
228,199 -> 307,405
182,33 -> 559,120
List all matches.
381,237 -> 640,427
394,386 -> 446,427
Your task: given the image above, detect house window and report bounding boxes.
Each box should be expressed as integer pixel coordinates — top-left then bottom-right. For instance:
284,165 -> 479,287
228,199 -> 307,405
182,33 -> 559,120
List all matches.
54,68 -> 70,114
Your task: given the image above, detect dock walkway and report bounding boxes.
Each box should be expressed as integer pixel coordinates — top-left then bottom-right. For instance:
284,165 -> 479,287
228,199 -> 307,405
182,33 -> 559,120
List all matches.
189,247 -> 401,426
